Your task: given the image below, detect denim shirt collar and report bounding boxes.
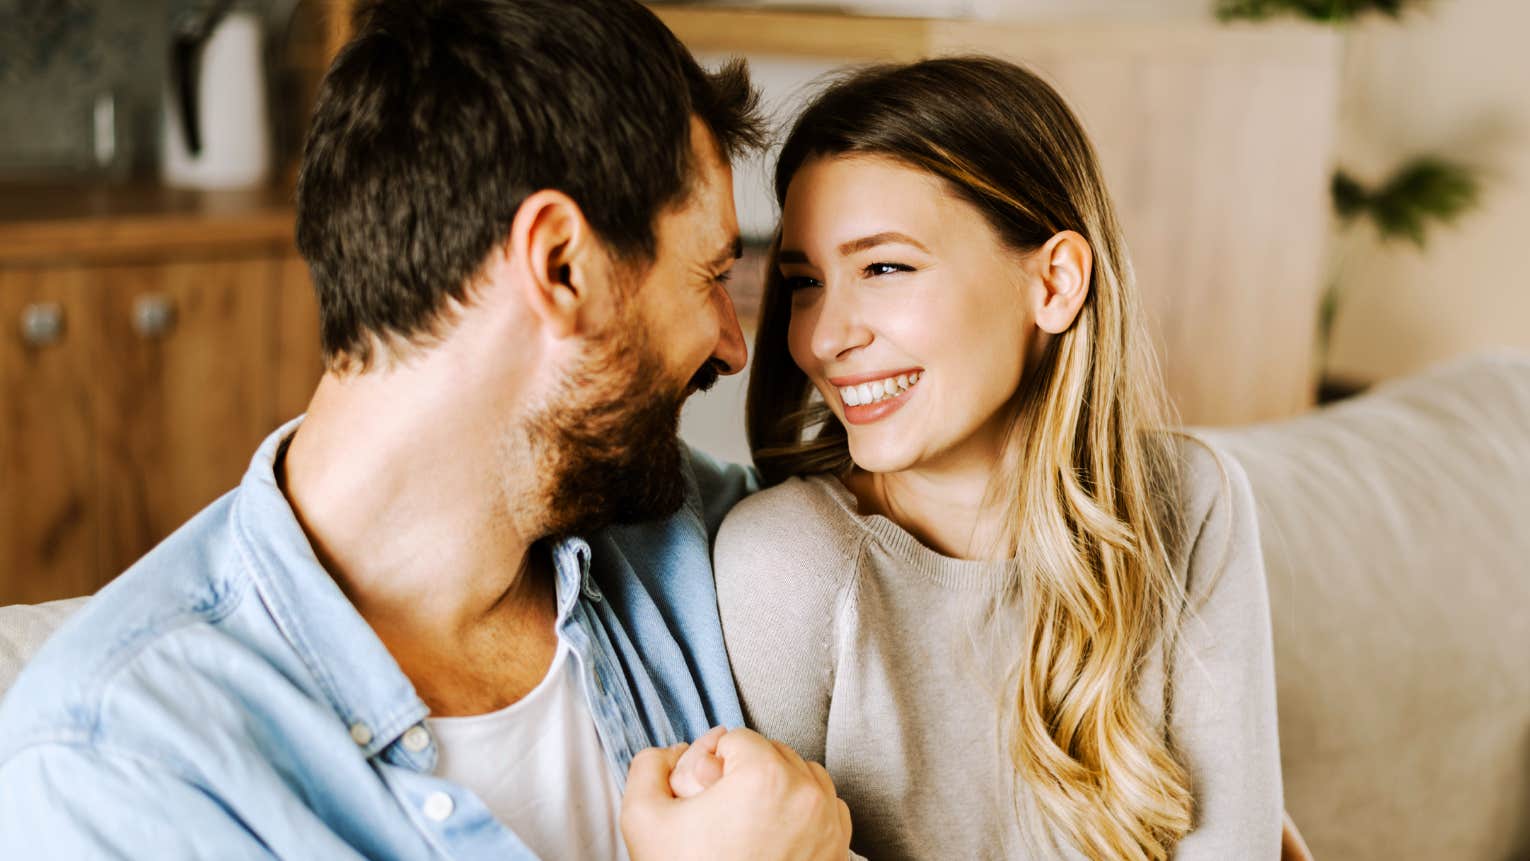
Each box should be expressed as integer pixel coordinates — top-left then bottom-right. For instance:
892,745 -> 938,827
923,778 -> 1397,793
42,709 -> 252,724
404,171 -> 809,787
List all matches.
229,418 -> 593,765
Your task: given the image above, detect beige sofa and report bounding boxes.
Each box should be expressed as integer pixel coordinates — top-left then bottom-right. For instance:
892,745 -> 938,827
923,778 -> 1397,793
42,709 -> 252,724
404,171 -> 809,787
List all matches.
1201,351 -> 1530,861
3,352 -> 1528,860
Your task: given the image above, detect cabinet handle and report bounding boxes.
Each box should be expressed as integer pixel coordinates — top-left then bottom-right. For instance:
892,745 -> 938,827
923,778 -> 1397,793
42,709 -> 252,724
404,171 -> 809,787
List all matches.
19,303 -> 65,348
132,294 -> 177,339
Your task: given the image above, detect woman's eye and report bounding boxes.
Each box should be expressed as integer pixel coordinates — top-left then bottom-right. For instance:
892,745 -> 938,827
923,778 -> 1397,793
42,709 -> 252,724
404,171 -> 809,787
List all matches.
713,270 -> 733,286
782,274 -> 822,291
863,262 -> 913,277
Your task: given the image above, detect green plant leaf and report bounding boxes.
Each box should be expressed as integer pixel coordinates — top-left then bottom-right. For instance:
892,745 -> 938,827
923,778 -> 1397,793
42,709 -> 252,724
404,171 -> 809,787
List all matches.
1217,0 -> 1424,23
1331,170 -> 1369,219
1367,157 -> 1482,248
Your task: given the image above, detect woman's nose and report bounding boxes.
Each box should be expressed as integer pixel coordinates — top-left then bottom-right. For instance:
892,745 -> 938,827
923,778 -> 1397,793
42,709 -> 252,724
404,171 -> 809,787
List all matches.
810,285 -> 872,363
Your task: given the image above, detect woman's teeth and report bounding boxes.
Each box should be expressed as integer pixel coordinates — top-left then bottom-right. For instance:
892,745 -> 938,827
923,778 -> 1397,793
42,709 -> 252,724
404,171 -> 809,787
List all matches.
839,372 -> 920,407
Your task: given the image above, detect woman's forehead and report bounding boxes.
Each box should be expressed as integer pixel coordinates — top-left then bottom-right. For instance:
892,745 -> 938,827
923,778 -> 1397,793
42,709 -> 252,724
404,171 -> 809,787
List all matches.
780,156 -> 977,251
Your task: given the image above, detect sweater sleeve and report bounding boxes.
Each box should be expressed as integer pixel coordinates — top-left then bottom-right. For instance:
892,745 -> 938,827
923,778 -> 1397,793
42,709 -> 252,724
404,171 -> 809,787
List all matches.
1168,441 -> 1284,860
712,480 -> 857,766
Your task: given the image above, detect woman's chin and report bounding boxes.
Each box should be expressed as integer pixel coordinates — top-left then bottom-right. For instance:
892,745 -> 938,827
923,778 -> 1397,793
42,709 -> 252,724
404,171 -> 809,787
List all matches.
847,443 -> 921,476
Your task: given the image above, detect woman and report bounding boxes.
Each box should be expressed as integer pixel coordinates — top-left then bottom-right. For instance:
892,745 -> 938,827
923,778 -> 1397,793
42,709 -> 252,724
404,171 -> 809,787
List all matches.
714,57 -> 1282,860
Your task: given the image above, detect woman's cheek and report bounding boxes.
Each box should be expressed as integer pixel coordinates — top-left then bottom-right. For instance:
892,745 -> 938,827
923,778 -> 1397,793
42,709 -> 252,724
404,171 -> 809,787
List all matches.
786,309 -> 818,376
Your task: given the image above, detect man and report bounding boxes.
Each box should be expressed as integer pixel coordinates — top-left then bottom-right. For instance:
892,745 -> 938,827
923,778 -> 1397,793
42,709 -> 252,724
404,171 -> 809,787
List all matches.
0,1 -> 851,858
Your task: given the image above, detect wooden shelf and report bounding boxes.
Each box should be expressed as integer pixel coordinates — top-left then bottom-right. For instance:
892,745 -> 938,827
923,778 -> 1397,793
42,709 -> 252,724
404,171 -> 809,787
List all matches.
651,6 -> 930,59
650,5 -> 1337,63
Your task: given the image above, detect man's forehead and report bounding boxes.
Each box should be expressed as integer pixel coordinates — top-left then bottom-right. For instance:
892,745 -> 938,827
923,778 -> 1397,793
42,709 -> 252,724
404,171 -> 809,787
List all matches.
674,219 -> 739,268
694,184 -> 741,263
662,185 -> 738,262
655,121 -> 739,262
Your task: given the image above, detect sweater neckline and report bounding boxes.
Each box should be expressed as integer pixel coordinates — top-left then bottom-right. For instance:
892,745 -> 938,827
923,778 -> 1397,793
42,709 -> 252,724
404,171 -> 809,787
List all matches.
802,474 -> 1018,594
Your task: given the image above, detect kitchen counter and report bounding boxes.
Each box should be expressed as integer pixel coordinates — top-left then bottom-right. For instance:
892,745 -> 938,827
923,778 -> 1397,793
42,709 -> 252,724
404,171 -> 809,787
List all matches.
0,182 -> 297,265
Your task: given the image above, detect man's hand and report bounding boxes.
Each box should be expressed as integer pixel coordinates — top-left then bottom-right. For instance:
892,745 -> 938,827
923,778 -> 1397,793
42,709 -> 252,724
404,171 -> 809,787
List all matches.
622,727 -> 852,861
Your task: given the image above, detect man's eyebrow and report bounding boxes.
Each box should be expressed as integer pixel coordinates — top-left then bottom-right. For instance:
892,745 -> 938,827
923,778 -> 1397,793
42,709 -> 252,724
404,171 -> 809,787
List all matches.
709,235 -> 743,267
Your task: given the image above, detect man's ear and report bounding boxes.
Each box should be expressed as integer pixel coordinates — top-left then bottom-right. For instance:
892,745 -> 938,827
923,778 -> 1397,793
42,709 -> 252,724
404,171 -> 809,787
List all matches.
507,189 -> 606,339
1032,230 -> 1093,335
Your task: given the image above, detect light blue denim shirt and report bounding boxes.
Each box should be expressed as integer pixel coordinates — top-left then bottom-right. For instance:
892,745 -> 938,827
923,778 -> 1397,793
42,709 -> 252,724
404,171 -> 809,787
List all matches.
0,418 -> 754,858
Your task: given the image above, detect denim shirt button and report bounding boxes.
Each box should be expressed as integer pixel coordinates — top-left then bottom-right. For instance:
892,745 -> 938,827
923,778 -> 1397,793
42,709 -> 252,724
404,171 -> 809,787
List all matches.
401,725 -> 431,753
348,722 -> 372,746
422,791 -> 454,822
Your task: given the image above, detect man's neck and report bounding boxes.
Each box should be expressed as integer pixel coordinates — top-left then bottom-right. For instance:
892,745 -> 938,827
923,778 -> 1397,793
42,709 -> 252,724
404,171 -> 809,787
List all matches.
279,352 -> 561,715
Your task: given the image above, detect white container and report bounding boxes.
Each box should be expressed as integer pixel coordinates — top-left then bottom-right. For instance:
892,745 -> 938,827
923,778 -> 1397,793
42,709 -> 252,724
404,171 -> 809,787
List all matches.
161,11 -> 271,189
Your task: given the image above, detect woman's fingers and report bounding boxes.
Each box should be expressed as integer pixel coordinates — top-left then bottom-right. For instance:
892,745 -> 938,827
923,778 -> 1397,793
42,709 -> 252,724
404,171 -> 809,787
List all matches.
807,760 -> 835,796
627,743 -> 688,801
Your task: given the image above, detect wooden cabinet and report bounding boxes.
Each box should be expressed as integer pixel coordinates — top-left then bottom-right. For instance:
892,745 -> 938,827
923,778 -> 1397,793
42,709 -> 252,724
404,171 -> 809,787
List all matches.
0,268 -> 99,602
92,256 -> 321,583
0,233 -> 322,604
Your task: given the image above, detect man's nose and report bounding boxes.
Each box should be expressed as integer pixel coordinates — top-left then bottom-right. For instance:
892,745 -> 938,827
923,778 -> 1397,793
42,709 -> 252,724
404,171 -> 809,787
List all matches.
711,283 -> 748,375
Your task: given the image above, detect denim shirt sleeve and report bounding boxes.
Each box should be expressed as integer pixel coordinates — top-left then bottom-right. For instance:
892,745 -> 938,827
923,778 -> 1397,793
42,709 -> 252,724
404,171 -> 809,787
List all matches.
0,742 -> 276,859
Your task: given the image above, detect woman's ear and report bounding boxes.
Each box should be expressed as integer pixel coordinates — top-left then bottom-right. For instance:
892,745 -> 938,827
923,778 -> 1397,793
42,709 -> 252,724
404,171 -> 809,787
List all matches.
1032,230 -> 1093,335
507,189 -> 605,339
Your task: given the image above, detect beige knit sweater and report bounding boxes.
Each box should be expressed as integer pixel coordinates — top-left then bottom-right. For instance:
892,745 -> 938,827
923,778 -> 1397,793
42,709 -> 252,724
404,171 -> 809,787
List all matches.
714,437 -> 1282,860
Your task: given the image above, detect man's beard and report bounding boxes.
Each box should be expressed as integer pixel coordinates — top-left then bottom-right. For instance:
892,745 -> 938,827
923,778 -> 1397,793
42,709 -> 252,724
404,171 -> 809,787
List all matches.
524,327 -> 720,538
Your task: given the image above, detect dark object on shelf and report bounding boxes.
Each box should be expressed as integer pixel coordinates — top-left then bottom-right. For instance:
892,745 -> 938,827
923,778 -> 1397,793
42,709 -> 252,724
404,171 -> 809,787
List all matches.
1317,374 -> 1371,405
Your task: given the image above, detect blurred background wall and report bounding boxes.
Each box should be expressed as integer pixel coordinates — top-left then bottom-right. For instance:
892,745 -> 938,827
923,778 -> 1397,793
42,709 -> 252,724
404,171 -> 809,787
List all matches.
1327,1 -> 1530,381
987,0 -> 1208,19
0,0 -> 320,182
0,0 -> 170,177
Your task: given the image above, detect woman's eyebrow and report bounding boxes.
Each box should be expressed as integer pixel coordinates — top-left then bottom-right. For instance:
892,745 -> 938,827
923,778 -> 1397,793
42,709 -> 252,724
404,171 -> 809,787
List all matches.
779,231 -> 929,266
837,231 -> 929,256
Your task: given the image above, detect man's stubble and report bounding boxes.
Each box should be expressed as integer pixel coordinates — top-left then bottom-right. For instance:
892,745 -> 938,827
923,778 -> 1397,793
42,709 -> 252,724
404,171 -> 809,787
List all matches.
519,318 -> 703,538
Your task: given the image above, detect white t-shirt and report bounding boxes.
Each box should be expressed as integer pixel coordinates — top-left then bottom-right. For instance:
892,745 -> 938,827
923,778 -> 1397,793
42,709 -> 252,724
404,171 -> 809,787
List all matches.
427,641 -> 629,861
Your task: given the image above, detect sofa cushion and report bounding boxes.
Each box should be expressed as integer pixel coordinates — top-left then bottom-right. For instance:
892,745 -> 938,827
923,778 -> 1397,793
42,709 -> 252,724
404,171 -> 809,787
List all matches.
1202,351 -> 1530,861
0,597 -> 90,700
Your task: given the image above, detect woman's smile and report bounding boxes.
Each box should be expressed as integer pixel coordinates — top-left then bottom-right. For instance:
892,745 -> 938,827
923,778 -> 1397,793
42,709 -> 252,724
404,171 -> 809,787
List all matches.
828,369 -> 923,424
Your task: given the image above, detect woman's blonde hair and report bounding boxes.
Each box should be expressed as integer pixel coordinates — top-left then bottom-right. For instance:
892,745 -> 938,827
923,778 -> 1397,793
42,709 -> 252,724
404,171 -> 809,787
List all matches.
746,57 -> 1194,859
